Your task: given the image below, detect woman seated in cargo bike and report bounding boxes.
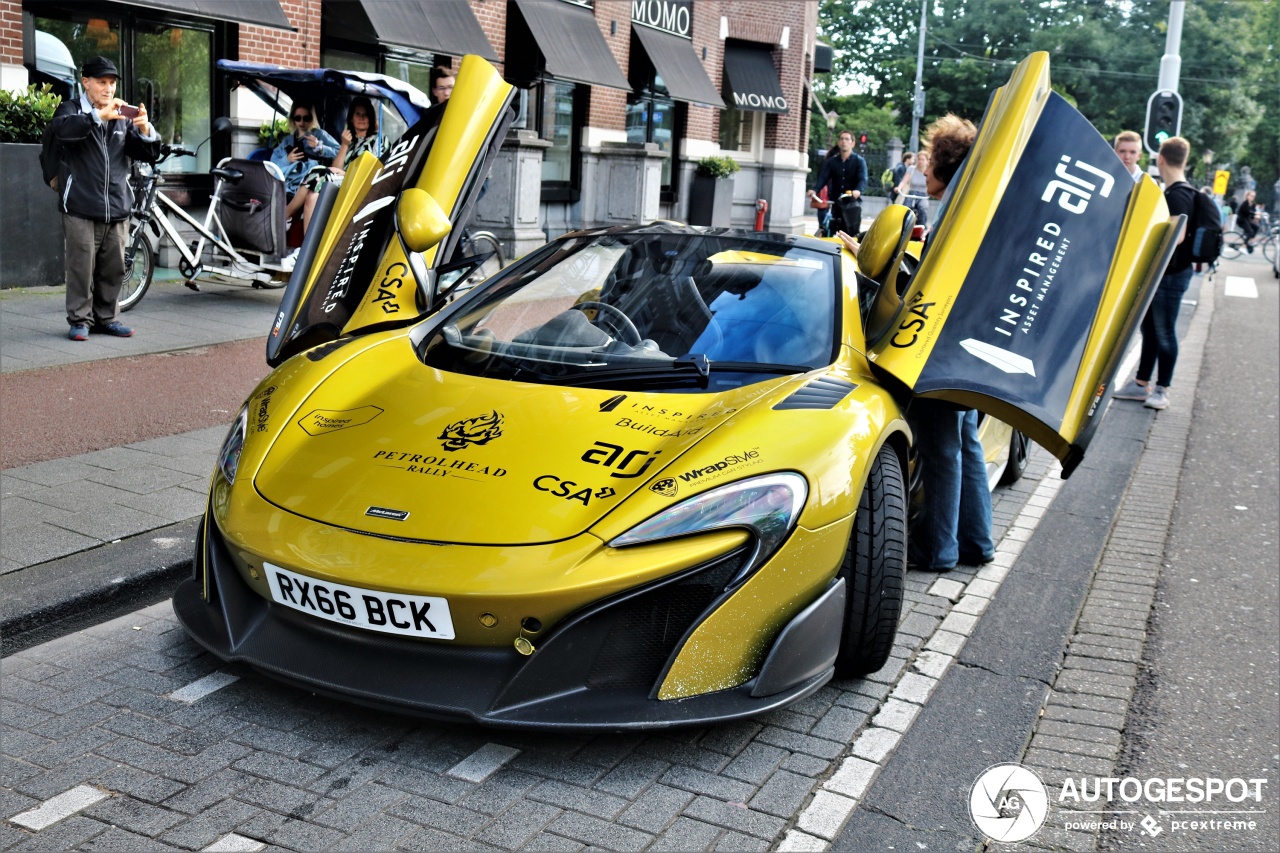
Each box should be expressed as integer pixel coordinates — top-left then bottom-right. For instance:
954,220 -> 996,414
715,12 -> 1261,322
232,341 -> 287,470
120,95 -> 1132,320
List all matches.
292,96 -> 387,234
269,101 -> 339,227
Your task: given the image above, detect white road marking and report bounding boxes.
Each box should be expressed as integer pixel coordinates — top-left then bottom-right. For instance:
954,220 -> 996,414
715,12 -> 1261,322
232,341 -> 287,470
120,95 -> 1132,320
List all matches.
9,785 -> 108,830
203,834 -> 266,852
168,671 -> 239,703
446,743 -> 521,783
1224,275 -> 1258,298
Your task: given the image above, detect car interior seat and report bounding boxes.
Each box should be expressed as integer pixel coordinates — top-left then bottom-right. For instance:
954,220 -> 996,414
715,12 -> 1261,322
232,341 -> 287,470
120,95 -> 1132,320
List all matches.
858,204 -> 917,347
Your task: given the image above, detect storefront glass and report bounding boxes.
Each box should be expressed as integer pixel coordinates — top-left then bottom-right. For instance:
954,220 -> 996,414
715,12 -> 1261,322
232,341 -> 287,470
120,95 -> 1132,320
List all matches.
540,80 -> 577,187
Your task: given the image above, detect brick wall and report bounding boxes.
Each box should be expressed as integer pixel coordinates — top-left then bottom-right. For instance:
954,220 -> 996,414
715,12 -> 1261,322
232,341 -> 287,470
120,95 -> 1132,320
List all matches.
0,0 -> 21,66
471,0 -> 507,73
238,0 -> 319,68
720,0 -> 813,154
587,0 -> 629,133
686,0 -> 723,144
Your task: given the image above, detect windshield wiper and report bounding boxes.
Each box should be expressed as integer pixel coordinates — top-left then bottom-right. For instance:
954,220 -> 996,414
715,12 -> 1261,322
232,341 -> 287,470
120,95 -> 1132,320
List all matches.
550,357 -> 807,389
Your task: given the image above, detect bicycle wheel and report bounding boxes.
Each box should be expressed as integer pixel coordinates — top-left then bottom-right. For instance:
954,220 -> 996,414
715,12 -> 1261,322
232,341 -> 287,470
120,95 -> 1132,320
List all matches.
1262,233 -> 1277,265
119,228 -> 155,312
1220,230 -> 1245,260
468,231 -> 505,281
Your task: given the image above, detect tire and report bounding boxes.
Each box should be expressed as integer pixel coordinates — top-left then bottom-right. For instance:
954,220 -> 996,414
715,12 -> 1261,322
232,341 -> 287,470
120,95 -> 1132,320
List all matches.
834,444 -> 907,678
119,229 -> 154,312
999,429 -> 1030,486
1262,233 -> 1277,265
1220,230 -> 1244,260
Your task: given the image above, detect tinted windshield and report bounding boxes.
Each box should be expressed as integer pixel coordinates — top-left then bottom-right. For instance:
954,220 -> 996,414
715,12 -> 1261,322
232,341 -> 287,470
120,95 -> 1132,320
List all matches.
422,232 -> 838,390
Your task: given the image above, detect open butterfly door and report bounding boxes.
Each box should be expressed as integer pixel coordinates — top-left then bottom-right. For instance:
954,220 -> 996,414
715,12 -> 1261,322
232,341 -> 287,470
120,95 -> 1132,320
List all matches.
267,55 -> 516,367
865,52 -> 1183,477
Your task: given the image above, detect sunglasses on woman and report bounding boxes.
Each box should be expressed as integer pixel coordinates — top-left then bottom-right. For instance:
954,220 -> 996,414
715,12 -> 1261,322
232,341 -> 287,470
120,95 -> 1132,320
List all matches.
292,113 -> 311,122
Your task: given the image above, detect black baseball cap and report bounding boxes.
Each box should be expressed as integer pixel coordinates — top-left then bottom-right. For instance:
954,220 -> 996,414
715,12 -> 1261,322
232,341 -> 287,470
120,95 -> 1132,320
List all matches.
82,56 -> 119,79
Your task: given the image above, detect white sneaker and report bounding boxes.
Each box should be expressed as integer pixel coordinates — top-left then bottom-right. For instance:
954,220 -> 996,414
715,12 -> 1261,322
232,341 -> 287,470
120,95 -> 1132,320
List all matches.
1144,386 -> 1170,410
1113,379 -> 1150,401
280,248 -> 299,271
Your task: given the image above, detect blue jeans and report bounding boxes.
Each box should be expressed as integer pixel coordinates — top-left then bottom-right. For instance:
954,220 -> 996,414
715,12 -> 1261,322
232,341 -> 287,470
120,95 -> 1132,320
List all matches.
1136,266 -> 1193,388
911,405 -> 995,569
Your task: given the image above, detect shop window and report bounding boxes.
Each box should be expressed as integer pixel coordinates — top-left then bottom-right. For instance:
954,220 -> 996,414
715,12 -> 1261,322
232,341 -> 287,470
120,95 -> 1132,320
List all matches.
537,79 -> 583,202
626,72 -> 680,195
719,107 -> 762,159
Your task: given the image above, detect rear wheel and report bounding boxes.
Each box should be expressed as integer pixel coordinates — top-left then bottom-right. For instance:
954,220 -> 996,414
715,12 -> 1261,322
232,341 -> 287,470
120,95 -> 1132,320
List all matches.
834,444 -> 907,678
119,229 -> 154,312
999,429 -> 1030,486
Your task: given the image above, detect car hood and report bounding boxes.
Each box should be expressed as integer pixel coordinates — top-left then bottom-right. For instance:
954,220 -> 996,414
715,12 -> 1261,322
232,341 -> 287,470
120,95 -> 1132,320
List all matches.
252,338 -> 783,545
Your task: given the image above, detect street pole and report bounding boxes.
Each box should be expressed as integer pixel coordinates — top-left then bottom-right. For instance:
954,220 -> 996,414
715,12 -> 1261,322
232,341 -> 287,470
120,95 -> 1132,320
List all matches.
1157,0 -> 1184,93
908,0 -> 926,153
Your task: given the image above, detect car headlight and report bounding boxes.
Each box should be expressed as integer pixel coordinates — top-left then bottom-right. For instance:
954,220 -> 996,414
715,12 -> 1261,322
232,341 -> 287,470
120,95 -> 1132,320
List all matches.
610,472 -> 808,585
218,405 -> 249,484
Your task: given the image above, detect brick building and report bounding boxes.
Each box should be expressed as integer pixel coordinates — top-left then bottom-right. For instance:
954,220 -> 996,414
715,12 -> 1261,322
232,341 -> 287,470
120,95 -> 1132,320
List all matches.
2,0 -> 819,257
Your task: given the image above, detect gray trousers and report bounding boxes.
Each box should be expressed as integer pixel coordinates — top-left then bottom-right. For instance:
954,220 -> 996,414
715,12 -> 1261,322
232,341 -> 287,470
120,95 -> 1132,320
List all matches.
64,215 -> 126,327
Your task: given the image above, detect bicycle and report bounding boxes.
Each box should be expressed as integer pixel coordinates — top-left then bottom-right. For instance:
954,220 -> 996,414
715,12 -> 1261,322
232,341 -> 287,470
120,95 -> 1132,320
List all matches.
120,140 -> 292,311
453,226 -> 506,287
1220,209 -> 1272,263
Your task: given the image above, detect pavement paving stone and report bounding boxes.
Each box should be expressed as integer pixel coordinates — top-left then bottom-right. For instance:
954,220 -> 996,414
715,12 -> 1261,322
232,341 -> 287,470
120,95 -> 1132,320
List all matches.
831,691 -> 878,714
807,705 -> 869,744
1022,747 -> 1115,776
869,698 -> 920,733
860,654 -> 908,686
889,672 -> 937,705
95,764 -> 187,804
473,798 -> 562,850
461,769 -> 544,817
326,813 -> 420,852
748,769 -> 815,818
1030,733 -> 1119,761
635,739 -> 729,773
753,727 -> 845,761
614,783 -> 693,833
845,678 -> 891,701
696,722 -> 762,757
308,781 -> 409,830
387,794 -> 490,834
236,809 -> 346,851
545,809 -> 655,851
720,743 -> 786,785
83,794 -> 187,835
780,752 -> 829,777
592,756 -> 670,799
528,779 -> 628,820
714,829 -> 773,850
0,727 -> 53,759
895,611 -> 940,640
757,708 -> 818,735
850,728 -> 899,763
1040,703 -> 1127,730
230,777 -> 331,816
822,756 -> 877,800
682,795 -> 786,839
231,723 -> 323,760
649,816 -> 722,851
660,765 -> 755,802
4,814 -> 115,852
1061,655 -> 1139,678
794,790 -> 855,841
516,831 -> 586,851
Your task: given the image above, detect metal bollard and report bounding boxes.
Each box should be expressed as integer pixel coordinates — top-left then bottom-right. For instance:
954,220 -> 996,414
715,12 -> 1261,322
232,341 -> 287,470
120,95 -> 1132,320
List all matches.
754,199 -> 768,231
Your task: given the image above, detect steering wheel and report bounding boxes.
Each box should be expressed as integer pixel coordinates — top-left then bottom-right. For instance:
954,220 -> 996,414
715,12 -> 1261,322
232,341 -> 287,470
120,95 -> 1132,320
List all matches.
571,301 -> 643,346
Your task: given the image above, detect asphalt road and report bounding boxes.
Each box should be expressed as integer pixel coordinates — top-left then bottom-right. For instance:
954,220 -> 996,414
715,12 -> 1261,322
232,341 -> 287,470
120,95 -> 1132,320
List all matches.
0,338 -> 270,469
1101,269 -> 1280,851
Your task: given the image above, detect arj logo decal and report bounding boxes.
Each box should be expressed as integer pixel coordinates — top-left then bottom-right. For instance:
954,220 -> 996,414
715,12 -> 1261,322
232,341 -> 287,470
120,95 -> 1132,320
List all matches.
1040,155 -> 1115,214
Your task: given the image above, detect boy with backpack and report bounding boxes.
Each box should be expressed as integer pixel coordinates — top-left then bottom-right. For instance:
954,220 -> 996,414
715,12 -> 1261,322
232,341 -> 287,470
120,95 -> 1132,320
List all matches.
1113,136 -> 1219,411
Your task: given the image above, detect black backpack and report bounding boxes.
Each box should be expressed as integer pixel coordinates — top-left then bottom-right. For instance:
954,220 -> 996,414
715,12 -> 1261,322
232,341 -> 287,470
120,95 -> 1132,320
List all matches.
1172,181 -> 1223,264
40,102 -> 74,191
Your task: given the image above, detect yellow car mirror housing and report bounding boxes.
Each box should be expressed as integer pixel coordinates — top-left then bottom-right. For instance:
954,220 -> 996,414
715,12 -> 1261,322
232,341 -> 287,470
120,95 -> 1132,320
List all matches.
397,188 -> 452,254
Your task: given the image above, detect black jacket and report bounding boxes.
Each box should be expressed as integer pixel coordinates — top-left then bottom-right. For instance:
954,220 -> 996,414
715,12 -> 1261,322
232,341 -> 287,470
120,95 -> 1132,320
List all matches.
50,98 -> 161,222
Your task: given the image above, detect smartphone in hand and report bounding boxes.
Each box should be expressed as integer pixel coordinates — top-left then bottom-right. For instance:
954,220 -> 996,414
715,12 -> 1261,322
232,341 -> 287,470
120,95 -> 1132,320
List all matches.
117,104 -> 141,119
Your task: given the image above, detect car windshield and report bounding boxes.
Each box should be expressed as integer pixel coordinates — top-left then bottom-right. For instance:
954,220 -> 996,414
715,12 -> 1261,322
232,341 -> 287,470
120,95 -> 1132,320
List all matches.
421,231 -> 839,391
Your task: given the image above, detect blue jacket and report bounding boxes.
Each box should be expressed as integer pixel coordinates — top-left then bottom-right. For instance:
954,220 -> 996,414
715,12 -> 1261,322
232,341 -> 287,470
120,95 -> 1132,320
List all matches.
270,129 -> 339,196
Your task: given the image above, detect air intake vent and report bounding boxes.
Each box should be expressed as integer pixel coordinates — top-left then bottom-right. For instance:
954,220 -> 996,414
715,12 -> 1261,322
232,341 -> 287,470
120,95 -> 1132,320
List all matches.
773,376 -> 857,410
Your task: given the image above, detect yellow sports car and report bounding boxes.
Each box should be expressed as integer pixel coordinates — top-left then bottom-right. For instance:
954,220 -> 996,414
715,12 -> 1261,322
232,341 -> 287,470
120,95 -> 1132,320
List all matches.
173,54 -> 1180,728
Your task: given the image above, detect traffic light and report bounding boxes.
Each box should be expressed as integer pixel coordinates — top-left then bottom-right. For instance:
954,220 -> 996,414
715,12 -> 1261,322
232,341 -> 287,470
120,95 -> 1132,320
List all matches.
858,132 -> 868,153
1144,90 -> 1183,155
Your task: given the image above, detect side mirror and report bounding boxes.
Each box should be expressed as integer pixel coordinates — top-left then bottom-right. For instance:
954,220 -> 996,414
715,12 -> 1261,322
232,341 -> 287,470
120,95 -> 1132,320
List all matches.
212,116 -> 233,136
397,188 -> 452,254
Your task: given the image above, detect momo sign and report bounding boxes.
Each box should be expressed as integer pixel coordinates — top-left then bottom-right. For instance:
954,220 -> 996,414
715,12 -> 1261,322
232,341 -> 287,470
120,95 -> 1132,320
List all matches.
632,0 -> 692,38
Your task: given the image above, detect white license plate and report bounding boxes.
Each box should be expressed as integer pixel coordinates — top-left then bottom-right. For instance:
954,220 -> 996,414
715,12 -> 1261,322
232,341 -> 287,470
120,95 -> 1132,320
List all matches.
264,563 -> 455,640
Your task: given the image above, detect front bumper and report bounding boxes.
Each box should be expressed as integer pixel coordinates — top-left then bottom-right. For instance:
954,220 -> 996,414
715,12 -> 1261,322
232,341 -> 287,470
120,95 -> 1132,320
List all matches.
172,516 -> 845,729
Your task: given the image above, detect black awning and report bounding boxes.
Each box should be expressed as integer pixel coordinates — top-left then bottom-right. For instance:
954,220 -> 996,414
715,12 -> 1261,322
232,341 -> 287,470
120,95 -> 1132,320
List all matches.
722,42 -> 789,114
512,0 -> 631,91
632,24 -> 723,109
115,0 -> 291,29
347,0 -> 498,61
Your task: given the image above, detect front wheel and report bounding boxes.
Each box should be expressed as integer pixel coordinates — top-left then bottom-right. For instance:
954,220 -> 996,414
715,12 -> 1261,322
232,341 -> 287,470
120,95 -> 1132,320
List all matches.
119,229 -> 155,312
468,231 -> 505,281
834,444 -> 907,678
999,430 -> 1030,486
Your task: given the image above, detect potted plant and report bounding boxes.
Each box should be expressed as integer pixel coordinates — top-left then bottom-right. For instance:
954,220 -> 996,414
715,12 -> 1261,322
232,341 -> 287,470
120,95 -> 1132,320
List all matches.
0,83 -> 65,288
687,154 -> 739,227
259,117 -> 288,151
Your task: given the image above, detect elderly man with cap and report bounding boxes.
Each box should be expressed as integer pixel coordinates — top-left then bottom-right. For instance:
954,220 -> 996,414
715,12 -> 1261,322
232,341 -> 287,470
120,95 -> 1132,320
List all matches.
48,56 -> 161,341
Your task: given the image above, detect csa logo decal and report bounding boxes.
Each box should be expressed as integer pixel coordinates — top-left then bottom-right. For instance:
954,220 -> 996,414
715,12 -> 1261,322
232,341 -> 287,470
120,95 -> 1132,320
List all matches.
533,475 -> 617,506
439,410 -> 504,451
650,477 -> 678,498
